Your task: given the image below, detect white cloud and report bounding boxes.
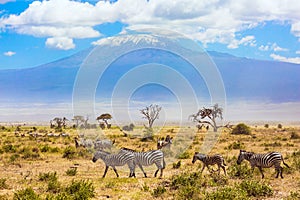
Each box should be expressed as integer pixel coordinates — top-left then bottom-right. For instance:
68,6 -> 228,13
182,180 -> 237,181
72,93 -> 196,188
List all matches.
295,50 -> 300,54
45,37 -> 75,50
259,43 -> 288,52
1,0 -> 300,50
3,51 -> 16,56
259,45 -> 269,51
270,53 -> 300,64
227,35 -> 256,49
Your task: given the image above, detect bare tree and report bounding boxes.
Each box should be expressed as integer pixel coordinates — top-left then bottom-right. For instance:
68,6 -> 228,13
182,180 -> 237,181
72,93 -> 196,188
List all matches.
189,103 -> 223,132
140,104 -> 162,129
96,113 -> 112,129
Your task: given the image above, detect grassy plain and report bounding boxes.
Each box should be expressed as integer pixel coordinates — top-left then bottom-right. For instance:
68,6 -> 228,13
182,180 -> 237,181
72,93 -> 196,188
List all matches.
0,123 -> 299,199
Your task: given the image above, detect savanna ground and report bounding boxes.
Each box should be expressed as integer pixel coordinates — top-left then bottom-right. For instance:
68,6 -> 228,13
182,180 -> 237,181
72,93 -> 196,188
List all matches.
0,123 -> 299,199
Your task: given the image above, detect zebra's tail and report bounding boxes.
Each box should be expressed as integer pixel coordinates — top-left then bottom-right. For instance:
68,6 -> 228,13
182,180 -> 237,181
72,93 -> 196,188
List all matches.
281,155 -> 290,168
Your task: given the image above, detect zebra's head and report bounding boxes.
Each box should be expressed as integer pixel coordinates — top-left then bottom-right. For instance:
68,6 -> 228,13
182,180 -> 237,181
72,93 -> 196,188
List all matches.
192,152 -> 205,163
237,150 -> 254,164
92,150 -> 109,163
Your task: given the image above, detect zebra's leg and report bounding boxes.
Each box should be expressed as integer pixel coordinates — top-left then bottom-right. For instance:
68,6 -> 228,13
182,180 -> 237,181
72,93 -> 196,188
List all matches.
206,165 -> 213,173
221,165 -> 226,175
138,164 -> 147,178
102,166 -> 109,178
112,167 -> 119,177
200,164 -> 206,173
275,166 -> 283,178
154,162 -> 163,178
258,167 -> 264,179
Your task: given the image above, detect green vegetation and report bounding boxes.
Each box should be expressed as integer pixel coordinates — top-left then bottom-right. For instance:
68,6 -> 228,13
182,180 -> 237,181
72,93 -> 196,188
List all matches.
231,123 -> 251,135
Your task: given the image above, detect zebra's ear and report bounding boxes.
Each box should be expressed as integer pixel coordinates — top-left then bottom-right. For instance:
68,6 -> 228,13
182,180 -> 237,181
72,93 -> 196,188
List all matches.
194,152 -> 199,154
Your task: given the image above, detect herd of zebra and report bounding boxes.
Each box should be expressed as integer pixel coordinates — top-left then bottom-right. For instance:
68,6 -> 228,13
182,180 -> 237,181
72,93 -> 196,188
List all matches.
89,137 -> 290,179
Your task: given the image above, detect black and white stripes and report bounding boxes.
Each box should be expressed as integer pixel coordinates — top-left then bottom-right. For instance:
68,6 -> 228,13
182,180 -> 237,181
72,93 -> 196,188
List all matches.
121,147 -> 166,178
92,150 -> 136,178
192,152 -> 226,175
237,150 -> 290,178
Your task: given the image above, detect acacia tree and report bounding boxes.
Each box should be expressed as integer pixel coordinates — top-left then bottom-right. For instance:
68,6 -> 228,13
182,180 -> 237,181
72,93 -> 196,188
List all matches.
96,113 -> 112,129
72,115 -> 85,128
189,103 -> 223,132
52,117 -> 68,129
140,104 -> 162,129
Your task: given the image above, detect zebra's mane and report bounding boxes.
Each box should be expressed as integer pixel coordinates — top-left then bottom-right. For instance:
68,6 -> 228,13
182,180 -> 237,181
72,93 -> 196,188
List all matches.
120,147 -> 136,152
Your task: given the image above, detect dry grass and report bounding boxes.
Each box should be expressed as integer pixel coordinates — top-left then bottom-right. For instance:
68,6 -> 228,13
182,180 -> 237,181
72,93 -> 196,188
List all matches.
0,124 -> 299,199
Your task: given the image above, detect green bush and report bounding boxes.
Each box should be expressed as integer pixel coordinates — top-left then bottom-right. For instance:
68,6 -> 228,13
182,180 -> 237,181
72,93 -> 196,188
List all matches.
290,131 -> 300,139
231,123 -> 251,135
176,151 -> 190,159
228,163 -> 253,179
66,168 -> 77,176
239,180 -> 273,197
64,180 -> 95,200
172,161 -> 181,169
285,191 -> 300,200
38,172 -> 58,182
3,144 -> 17,153
62,146 -> 76,159
205,186 -> 249,200
152,185 -> 166,198
13,187 -> 41,200
227,141 -> 245,150
0,178 -> 8,189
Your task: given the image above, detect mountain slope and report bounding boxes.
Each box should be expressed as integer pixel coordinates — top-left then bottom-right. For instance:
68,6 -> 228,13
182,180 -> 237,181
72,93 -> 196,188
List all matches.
0,49 -> 299,103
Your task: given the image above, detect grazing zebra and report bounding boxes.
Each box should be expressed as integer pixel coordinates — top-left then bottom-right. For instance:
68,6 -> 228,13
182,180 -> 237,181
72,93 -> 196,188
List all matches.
157,135 -> 172,149
192,152 -> 226,175
94,139 -> 115,151
92,150 -> 136,178
120,147 -> 166,178
237,150 -> 290,178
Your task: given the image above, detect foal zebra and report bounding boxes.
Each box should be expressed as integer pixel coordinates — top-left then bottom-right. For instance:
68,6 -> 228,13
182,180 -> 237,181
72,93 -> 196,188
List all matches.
92,150 -> 136,178
120,148 -> 166,178
237,150 -> 290,178
192,152 -> 226,175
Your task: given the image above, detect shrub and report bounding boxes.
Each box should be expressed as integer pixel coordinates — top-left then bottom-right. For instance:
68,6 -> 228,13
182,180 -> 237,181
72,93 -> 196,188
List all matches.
290,131 -> 300,139
286,191 -> 300,200
177,151 -> 190,159
3,144 -> 17,153
277,124 -> 283,129
228,163 -> 253,179
264,124 -> 269,128
38,172 -> 58,182
64,180 -> 95,200
0,178 -> 8,189
13,187 -> 41,200
62,146 -> 76,159
231,123 -> 251,135
239,180 -> 273,197
152,185 -> 166,198
66,168 -> 77,176
172,161 -> 181,169
227,141 -> 245,150
205,186 -> 249,200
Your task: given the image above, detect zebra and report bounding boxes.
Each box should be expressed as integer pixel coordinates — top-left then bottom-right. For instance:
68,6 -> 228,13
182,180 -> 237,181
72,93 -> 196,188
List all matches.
94,139 -> 115,151
192,152 -> 226,175
237,150 -> 290,178
120,147 -> 166,178
92,150 -> 136,178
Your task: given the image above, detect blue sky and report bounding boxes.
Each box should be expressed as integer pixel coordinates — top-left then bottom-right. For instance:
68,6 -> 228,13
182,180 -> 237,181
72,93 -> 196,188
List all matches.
1,0 -> 300,69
